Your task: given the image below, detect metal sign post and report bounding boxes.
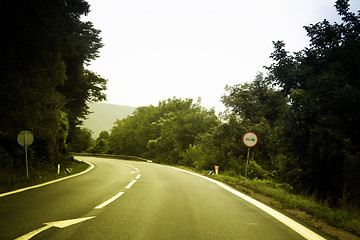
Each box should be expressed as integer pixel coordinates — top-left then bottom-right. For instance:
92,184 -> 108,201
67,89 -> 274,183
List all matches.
242,131 -> 258,180
17,131 -> 34,180
244,148 -> 250,179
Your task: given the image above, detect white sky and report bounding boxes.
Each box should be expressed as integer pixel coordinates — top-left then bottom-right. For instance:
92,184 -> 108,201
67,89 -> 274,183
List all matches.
82,0 -> 360,113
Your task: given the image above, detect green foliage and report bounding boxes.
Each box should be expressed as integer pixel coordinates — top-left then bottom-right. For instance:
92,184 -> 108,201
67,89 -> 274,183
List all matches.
183,121 -> 245,173
266,0 -> 360,202
181,144 -> 205,168
108,98 -> 219,165
217,73 -> 290,175
67,128 -> 94,153
246,160 -> 271,180
109,105 -> 162,156
149,99 -> 219,164
222,72 -> 289,127
0,0 -> 106,181
88,131 -> 110,154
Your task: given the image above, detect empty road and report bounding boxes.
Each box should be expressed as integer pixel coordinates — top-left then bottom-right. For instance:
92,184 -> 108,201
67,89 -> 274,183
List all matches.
0,156 -> 329,239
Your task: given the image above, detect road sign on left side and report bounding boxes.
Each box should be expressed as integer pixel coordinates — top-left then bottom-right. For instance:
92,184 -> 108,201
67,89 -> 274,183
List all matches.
17,131 -> 34,147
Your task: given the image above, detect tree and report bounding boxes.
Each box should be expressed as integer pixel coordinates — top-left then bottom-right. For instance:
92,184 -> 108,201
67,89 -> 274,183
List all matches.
67,128 -> 93,153
221,73 -> 290,170
108,98 -> 219,165
88,131 -> 110,154
222,72 -> 289,126
0,0 -> 107,176
109,105 -> 162,156
266,0 -> 360,203
148,98 -> 219,164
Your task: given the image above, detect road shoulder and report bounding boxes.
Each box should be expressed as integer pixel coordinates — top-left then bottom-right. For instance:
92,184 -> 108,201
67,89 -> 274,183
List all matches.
0,159 -> 93,198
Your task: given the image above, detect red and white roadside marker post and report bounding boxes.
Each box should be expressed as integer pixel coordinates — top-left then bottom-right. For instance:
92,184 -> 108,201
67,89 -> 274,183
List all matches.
214,166 -> 219,174
242,131 -> 258,180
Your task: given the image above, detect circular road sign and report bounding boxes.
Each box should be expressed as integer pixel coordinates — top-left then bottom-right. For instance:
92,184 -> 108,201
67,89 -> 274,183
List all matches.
17,131 -> 34,147
242,131 -> 258,148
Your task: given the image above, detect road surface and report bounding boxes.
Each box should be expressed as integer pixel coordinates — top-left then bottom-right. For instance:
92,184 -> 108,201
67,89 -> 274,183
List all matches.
0,156 -> 329,239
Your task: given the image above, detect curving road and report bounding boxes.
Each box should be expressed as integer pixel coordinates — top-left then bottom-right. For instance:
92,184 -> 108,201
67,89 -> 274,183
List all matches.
0,157 -> 329,239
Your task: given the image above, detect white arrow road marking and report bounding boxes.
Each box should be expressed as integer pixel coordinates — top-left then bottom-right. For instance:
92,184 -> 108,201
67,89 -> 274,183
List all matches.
44,216 -> 96,228
15,216 -> 95,240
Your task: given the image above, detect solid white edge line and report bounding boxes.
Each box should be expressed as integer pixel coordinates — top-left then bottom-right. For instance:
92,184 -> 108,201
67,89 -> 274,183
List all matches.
125,180 -> 137,189
94,192 -> 125,209
0,160 -> 95,198
167,166 -> 326,240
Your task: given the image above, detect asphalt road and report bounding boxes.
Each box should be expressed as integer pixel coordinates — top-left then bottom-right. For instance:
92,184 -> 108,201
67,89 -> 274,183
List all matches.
0,157 -> 329,240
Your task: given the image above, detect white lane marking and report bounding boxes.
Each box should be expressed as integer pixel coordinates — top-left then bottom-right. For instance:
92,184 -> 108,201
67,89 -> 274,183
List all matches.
15,216 -> 95,240
94,167 -> 139,210
168,166 -> 326,240
95,192 -> 125,209
44,216 -> 96,228
16,225 -> 51,240
125,180 -> 137,189
0,161 -> 95,198
119,162 -> 139,171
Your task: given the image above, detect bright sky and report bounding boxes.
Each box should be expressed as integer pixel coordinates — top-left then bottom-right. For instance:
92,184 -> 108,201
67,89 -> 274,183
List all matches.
82,0 -> 359,113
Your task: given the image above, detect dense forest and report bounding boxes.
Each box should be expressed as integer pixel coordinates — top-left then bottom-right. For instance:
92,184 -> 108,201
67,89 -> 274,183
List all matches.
0,0 -> 107,186
88,0 -> 360,207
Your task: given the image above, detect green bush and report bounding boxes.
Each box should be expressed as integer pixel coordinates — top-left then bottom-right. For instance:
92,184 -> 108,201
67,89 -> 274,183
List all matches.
246,160 -> 272,180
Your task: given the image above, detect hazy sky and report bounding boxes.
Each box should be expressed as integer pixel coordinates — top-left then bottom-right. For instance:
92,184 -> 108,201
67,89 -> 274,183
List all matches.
82,0 -> 360,112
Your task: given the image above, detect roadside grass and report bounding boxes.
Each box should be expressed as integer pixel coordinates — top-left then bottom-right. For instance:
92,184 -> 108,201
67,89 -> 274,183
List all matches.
0,159 -> 89,194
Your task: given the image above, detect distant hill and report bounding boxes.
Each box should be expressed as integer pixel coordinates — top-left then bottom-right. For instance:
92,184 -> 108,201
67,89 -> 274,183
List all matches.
82,103 -> 135,138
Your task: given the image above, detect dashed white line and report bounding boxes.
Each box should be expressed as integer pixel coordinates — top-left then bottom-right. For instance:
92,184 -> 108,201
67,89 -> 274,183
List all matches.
94,192 -> 125,209
94,163 -> 140,210
119,163 -> 139,172
125,180 -> 137,189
